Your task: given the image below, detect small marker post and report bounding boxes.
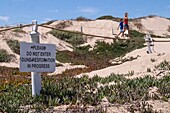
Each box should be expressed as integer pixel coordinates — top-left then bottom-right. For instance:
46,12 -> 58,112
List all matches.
145,34 -> 152,54
81,26 -> 83,33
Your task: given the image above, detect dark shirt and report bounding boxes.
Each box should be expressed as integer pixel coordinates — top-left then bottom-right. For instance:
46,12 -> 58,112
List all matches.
119,21 -> 123,29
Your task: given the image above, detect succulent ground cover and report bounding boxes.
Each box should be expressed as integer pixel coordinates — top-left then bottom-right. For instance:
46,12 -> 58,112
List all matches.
0,61 -> 170,112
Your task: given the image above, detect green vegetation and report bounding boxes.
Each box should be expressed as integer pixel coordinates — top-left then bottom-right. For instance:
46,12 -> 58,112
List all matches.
0,66 -> 30,77
130,30 -> 146,37
147,68 -> 151,72
0,53 -> 170,112
0,73 -> 170,112
131,15 -> 158,20
56,36 -> 145,70
53,30 -> 145,71
96,15 -> 158,22
150,34 -> 166,38
130,30 -> 165,38
0,49 -> 15,62
56,50 -> 72,63
54,30 -> 145,71
75,16 -> 92,21
151,58 -> 156,62
155,60 -> 170,70
128,101 -> 163,113
96,15 -> 120,22
13,28 -> 26,34
0,66 -> 46,87
49,30 -> 86,46
55,30 -> 154,77
6,39 -> 20,55
43,20 -> 57,25
129,15 -> 159,22
134,22 -> 144,30
127,70 -> 135,76
54,21 -> 73,29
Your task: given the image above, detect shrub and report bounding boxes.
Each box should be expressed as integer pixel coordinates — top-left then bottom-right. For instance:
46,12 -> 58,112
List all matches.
128,101 -> 162,113
131,29 -> 165,38
54,21 -> 72,29
96,15 -> 120,22
45,20 -> 57,25
130,30 -> 164,40
94,37 -> 144,58
150,58 -> 156,62
155,60 -> 170,70
0,49 -> 14,62
133,15 -> 157,20
147,68 -> 151,72
75,16 -> 92,21
74,45 -> 91,55
97,15 -> 114,20
56,50 -> 73,63
56,36 -> 145,71
13,28 -> 26,34
130,30 -> 146,38
49,30 -> 86,46
6,39 -> 20,55
134,22 -> 143,30
0,66 -> 30,76
147,15 -> 157,18
0,85 -> 32,113
128,70 -> 135,76
67,35 -> 85,46
150,34 -> 166,38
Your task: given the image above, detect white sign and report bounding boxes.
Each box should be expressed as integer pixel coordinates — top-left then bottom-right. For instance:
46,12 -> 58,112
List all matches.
20,42 -> 56,72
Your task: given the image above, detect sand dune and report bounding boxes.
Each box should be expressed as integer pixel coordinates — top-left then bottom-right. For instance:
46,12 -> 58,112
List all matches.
0,16 -> 170,76
78,38 -> 170,78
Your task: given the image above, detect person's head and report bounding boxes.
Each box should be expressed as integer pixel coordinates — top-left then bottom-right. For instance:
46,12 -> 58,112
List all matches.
125,12 -> 128,17
120,18 -> 123,22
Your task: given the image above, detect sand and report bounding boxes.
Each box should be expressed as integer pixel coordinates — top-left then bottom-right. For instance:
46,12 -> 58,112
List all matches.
78,38 -> 170,78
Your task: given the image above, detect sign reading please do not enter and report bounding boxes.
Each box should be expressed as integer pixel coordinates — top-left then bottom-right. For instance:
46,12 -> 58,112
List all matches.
20,42 -> 56,72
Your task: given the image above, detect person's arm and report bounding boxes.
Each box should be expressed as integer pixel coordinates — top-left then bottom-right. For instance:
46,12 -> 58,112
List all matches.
117,24 -> 120,30
123,17 -> 128,22
124,17 -> 128,19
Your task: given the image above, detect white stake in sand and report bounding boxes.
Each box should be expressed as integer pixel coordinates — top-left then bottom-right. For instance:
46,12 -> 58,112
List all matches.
30,20 -> 41,96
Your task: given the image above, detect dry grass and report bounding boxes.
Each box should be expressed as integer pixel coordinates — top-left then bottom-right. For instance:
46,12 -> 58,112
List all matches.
13,28 -> 26,34
54,21 -> 73,29
134,22 -> 143,30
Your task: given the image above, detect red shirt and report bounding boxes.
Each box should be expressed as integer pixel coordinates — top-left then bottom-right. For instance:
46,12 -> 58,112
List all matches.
124,18 -> 128,24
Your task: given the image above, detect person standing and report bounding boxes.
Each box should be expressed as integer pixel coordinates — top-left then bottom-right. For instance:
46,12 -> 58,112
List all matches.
124,12 -> 129,37
116,18 -> 124,38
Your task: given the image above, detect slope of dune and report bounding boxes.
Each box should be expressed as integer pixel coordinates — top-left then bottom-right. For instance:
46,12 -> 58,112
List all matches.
0,16 -> 170,75
78,38 -> 170,78
131,16 -> 170,37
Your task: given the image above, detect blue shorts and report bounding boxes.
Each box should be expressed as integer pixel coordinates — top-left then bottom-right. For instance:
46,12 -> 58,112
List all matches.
124,24 -> 129,29
120,29 -> 124,32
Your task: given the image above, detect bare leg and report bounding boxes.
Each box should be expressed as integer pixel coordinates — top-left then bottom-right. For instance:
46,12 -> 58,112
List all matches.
124,27 -> 130,37
116,32 -> 121,38
127,29 -> 130,37
121,32 -> 124,37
